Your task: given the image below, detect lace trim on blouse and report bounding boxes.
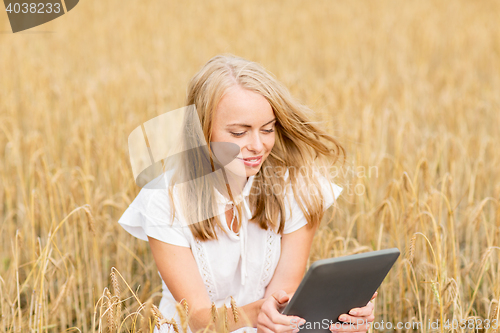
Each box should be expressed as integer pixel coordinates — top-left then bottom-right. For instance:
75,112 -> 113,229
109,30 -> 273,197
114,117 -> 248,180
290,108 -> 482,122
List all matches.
258,227 -> 280,297
193,238 -> 218,303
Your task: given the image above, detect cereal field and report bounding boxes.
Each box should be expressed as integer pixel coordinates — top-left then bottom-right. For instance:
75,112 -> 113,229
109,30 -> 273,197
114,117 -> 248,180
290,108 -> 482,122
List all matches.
0,0 -> 499,332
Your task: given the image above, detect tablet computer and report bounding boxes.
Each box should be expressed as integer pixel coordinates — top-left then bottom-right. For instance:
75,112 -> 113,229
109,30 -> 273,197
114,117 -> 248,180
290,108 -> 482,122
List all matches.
281,248 -> 400,332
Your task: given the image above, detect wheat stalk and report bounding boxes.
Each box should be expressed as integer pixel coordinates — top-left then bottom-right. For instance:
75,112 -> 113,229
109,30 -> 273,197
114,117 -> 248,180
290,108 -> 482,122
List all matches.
175,301 -> 189,333
230,296 -> 239,323
211,302 -> 218,325
49,273 -> 74,316
407,234 -> 417,265
110,269 -> 122,325
140,298 -> 153,333
224,305 -> 230,333
83,204 -> 96,235
105,288 -> 116,333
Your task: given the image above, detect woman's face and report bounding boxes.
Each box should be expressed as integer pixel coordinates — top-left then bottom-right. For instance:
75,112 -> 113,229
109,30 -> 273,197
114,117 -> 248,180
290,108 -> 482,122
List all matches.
211,85 -> 276,179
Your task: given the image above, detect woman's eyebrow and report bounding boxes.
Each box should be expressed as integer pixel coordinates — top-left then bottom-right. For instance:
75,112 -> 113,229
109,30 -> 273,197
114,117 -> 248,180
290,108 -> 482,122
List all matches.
226,118 -> 277,128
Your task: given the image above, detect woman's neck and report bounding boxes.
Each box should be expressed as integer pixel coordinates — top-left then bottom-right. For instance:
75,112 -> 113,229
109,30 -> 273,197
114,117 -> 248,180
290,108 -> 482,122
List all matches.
224,171 -> 247,199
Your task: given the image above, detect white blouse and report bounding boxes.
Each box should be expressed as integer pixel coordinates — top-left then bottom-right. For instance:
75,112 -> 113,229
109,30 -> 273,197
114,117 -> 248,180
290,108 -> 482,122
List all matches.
117,169 -> 342,333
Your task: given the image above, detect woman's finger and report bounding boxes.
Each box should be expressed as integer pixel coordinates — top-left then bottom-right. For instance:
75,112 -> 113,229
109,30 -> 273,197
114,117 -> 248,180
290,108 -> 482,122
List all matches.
348,301 -> 374,317
288,317 -> 307,330
259,292 -> 305,332
330,312 -> 374,332
370,291 -> 378,300
259,313 -> 303,333
261,304 -> 298,326
337,313 -> 374,324
272,290 -> 290,305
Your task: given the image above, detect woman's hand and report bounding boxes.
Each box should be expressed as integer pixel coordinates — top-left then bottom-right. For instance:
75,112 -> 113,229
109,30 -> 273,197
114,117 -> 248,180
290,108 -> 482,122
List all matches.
329,292 -> 378,332
257,290 -> 305,333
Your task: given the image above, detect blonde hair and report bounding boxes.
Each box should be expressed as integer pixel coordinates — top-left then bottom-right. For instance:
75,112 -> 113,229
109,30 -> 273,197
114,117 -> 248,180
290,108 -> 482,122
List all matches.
168,53 -> 345,241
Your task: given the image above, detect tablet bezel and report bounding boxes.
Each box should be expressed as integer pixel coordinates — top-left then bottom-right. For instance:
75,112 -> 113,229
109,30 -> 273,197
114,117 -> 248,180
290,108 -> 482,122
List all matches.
281,248 -> 400,332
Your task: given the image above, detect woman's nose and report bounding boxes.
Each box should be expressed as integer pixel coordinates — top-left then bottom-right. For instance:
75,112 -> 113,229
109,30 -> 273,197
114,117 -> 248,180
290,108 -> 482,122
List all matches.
246,132 -> 264,153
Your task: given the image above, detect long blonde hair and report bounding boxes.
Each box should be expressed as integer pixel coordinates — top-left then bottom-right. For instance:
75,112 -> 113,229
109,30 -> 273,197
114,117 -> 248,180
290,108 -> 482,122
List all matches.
167,53 -> 345,241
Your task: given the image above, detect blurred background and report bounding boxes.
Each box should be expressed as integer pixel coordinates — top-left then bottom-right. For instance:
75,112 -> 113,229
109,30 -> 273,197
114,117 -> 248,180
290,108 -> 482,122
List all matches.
1,0 -> 499,331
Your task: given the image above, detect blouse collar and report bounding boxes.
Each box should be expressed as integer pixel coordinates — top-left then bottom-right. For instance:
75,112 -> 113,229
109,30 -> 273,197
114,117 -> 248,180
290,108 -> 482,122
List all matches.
213,174 -> 256,286
214,174 -> 255,205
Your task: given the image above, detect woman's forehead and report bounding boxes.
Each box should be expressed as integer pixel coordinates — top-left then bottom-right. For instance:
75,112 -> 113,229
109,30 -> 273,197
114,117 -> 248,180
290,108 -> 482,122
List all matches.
214,86 -> 274,125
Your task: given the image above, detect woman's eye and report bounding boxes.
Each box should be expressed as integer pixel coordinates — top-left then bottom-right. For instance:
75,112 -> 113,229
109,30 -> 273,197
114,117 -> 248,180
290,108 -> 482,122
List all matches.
263,129 -> 275,133
230,132 -> 245,137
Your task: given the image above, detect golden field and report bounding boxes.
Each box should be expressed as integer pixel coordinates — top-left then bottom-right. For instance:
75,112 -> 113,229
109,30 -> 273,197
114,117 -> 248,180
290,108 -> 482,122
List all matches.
0,0 -> 499,332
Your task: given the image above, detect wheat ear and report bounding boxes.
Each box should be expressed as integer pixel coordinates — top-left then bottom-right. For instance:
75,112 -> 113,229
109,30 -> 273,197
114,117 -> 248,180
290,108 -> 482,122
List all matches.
105,288 -> 116,332
230,296 -> 239,323
175,301 -> 188,333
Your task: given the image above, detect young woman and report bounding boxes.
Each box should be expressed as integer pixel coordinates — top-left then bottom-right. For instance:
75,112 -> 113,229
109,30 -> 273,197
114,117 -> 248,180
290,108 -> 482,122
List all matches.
118,54 -> 376,333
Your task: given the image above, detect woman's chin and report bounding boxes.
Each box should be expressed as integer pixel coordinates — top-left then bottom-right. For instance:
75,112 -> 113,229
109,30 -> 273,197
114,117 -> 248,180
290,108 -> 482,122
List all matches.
225,166 -> 259,179
245,167 -> 260,177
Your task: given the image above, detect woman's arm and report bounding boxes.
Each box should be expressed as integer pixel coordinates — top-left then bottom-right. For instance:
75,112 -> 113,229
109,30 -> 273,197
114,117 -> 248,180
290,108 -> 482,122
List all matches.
264,222 -> 319,299
253,224 -> 318,332
258,225 -> 377,333
147,236 -> 265,332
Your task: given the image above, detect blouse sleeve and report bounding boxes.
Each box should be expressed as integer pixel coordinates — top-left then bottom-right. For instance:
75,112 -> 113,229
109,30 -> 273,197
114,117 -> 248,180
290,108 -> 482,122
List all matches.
117,186 -> 191,248
282,172 -> 343,235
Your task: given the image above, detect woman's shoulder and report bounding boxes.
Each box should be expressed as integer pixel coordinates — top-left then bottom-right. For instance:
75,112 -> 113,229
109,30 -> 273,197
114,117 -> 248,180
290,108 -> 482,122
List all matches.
127,171 -> 176,216
118,171 -> 192,247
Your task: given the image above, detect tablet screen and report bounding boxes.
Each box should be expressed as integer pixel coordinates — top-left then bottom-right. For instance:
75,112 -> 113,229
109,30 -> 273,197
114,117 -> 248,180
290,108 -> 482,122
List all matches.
281,248 -> 400,332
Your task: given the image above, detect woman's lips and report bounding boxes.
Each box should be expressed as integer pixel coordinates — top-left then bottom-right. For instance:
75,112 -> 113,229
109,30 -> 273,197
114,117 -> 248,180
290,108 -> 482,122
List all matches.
237,155 -> 263,167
